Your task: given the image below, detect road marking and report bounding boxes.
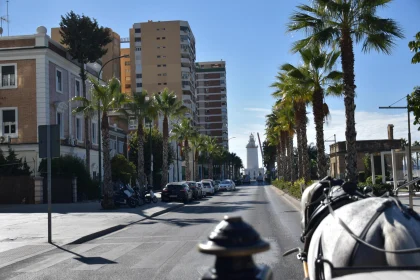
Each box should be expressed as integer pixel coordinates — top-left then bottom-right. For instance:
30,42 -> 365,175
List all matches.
72,243 -> 140,271
17,244 -> 98,273
131,241 -> 185,269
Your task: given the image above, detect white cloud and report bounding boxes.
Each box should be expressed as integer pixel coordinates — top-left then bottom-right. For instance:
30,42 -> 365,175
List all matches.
229,109 -> 420,169
244,108 -> 272,113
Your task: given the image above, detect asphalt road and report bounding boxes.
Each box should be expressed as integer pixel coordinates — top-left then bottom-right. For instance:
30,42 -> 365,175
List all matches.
0,184 -> 304,280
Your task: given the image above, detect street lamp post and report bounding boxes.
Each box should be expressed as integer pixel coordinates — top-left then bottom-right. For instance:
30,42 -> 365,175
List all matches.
96,54 -> 129,193
379,95 -> 415,208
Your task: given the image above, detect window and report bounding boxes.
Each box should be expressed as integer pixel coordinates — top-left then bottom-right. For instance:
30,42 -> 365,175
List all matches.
135,28 -> 141,33
125,76 -> 131,81
136,74 -> 142,78
129,117 -> 138,130
56,69 -> 63,93
163,73 -> 167,76
136,83 -> 142,87
1,109 -> 17,136
125,69 -> 131,74
157,55 -> 161,58
162,28 -> 166,30
135,47 -> 141,51
156,37 -> 160,40
157,46 -> 160,49
118,141 -> 124,154
158,74 -> 162,76
162,37 -> 166,40
56,112 -> 64,138
158,83 -> 162,85
125,84 -> 131,89
110,139 -> 116,150
91,122 -> 97,144
156,28 -> 160,31
163,64 -> 166,67
162,46 -> 166,48
0,64 -> 17,88
76,117 -> 83,142
135,38 -> 141,42
75,79 -> 81,97
157,65 -> 161,67
162,55 -> 166,58
125,61 -> 130,66
163,83 -> 167,85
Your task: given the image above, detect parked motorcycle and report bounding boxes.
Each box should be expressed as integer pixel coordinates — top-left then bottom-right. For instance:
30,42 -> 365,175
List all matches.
144,186 -> 158,204
101,181 -> 137,208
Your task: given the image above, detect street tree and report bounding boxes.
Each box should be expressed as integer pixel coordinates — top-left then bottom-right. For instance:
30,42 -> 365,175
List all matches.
288,0 -> 404,182
408,32 -> 420,64
60,11 -> 112,174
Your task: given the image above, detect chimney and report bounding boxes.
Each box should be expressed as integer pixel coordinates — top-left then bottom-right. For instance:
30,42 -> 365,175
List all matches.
387,124 -> 394,140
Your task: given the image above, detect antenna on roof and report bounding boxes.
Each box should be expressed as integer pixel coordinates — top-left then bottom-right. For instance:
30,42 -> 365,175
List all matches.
6,0 -> 9,36
0,0 -> 10,37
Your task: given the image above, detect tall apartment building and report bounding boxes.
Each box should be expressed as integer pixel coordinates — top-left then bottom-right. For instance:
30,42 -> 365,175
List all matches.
127,20 -> 198,124
196,61 -> 228,148
120,48 -> 131,93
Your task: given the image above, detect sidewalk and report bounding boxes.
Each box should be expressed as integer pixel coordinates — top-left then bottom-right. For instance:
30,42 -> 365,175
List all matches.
0,193 -> 183,253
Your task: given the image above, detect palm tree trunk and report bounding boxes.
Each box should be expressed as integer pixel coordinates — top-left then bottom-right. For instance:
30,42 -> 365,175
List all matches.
184,139 -> 191,181
80,68 -> 90,176
161,116 -> 169,187
101,112 -> 114,209
340,29 -> 358,183
209,158 -> 214,179
295,103 -> 303,179
300,103 -> 311,182
276,141 -> 281,179
194,150 -> 199,181
281,132 -> 287,180
284,133 -> 290,181
137,122 -> 146,186
289,133 -> 295,183
313,88 -> 327,179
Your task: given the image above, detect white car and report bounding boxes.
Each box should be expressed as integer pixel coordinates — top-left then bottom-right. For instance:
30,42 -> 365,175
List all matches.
201,181 -> 215,195
219,180 -> 234,191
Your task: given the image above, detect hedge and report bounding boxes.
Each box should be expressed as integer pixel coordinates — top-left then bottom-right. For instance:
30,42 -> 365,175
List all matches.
272,178 -> 312,199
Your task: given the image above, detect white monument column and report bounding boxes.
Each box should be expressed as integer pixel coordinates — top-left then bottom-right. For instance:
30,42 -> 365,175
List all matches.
246,134 -> 260,178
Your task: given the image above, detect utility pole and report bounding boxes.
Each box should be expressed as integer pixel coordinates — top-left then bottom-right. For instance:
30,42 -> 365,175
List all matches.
379,95 -> 414,208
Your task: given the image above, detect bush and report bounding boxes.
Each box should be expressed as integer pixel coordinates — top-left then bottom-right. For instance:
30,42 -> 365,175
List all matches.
38,155 -> 99,200
358,182 -> 393,197
365,175 -> 383,184
272,178 -> 312,199
111,154 -> 136,185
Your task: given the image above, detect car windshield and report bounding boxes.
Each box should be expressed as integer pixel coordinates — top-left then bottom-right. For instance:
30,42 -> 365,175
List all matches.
203,182 -> 211,187
188,183 -> 196,187
221,180 -> 230,184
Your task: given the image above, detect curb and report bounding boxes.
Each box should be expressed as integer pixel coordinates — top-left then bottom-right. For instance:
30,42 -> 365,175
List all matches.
270,185 -> 301,211
69,203 -> 184,244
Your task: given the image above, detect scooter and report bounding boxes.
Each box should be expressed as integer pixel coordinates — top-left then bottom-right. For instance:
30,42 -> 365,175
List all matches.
101,181 -> 137,208
144,186 -> 158,204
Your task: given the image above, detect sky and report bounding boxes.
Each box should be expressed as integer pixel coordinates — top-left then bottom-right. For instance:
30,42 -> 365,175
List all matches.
2,0 -> 420,168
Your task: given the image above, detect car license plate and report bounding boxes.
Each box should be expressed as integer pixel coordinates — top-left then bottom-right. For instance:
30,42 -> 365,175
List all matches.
170,195 -> 177,198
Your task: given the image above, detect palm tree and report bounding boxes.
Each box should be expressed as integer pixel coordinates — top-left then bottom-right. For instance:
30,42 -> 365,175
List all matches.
190,133 -> 207,181
72,77 -> 127,209
277,103 -> 295,182
271,69 -> 312,182
409,32 -> 420,64
281,46 -> 342,179
266,110 -> 284,180
288,0 -> 403,182
119,91 -> 157,187
154,89 -> 189,187
203,136 -> 220,179
170,118 -> 197,181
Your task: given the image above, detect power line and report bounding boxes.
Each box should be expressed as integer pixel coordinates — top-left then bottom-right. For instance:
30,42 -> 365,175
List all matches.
388,95 -> 407,107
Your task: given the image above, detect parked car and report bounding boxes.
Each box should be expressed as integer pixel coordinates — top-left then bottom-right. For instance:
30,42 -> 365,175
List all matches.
183,181 -> 203,199
228,179 -> 236,191
203,179 -> 219,192
161,183 -> 193,203
219,180 -> 234,191
234,179 -> 242,186
201,180 -> 215,195
196,182 -> 206,197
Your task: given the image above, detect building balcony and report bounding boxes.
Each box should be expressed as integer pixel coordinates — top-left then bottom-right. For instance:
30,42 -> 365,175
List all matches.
181,66 -> 190,73
182,84 -> 191,91
181,57 -> 191,66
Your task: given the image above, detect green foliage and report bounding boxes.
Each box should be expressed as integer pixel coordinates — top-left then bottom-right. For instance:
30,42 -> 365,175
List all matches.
262,140 -> 276,170
272,178 -> 313,199
59,11 -> 112,67
408,87 -> 420,130
358,183 -> 394,197
111,154 -> 136,185
363,153 -> 371,175
408,31 -> 420,64
38,155 -> 99,200
365,175 -> 383,185
0,147 -> 31,176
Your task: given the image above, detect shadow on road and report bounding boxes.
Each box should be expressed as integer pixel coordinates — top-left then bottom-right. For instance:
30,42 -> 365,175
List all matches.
52,243 -> 116,265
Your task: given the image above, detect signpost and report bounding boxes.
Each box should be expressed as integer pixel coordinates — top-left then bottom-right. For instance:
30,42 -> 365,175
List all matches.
38,125 -> 60,243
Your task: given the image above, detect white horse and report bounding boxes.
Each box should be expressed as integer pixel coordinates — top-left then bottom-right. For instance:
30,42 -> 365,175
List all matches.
299,180 -> 420,280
